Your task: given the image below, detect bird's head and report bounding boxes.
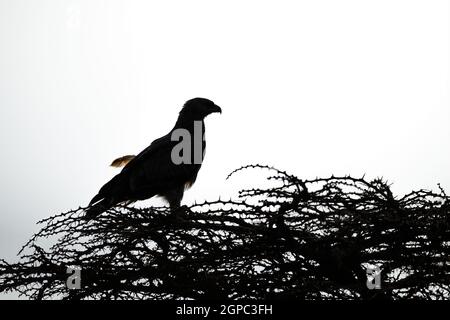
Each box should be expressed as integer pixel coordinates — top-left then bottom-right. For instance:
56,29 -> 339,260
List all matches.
180,98 -> 222,120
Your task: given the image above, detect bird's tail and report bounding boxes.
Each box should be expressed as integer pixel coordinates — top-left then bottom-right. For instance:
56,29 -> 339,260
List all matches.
84,196 -> 112,219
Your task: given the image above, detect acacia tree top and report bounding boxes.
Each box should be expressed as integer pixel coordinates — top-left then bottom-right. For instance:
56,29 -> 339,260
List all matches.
0,165 -> 449,300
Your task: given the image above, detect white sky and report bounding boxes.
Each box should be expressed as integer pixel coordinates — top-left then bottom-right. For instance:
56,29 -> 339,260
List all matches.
0,0 -> 449,296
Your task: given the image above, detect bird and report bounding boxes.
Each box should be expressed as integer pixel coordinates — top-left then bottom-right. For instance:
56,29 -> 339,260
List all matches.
85,98 -> 222,218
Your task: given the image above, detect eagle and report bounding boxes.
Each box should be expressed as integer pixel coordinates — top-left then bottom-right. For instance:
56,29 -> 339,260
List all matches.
85,98 -> 222,218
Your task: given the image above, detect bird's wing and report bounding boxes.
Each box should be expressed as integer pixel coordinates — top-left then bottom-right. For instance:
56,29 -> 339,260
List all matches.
92,134 -> 171,202
95,132 -> 201,202
120,133 -> 172,171
124,132 -> 202,194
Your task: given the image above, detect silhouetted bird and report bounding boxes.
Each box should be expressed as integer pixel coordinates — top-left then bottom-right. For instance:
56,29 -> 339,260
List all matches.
86,98 -> 222,218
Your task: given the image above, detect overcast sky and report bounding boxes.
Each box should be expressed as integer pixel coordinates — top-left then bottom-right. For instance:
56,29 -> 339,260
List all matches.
0,0 -> 449,298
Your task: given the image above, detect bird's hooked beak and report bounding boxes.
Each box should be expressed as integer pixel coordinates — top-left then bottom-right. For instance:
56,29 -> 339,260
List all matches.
212,104 -> 222,114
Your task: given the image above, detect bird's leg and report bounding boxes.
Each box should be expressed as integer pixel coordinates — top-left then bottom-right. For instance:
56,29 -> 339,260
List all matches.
163,186 -> 186,216
171,205 -> 189,219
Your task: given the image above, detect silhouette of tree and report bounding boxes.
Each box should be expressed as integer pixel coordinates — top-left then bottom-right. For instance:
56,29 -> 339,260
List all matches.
0,165 -> 449,300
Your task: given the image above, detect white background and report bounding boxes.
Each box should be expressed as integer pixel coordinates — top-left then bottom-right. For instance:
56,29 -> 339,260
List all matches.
0,0 -> 449,298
